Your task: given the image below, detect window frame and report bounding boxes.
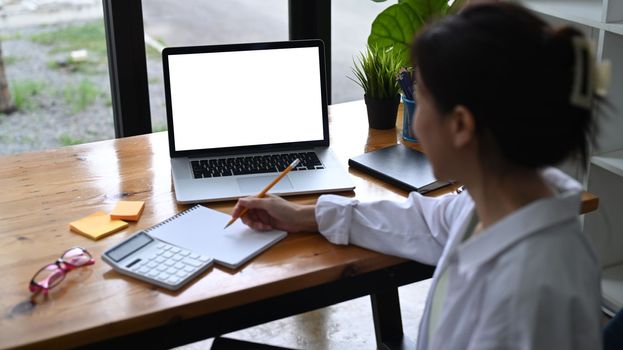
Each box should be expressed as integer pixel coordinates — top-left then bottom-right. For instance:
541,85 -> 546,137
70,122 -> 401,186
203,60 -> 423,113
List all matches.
103,0 -> 330,138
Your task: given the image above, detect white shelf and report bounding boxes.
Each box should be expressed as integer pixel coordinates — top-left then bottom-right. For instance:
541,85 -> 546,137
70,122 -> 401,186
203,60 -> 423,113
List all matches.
520,1 -> 623,36
521,1 -> 603,29
528,0 -> 623,317
591,149 -> 623,177
604,21 -> 623,36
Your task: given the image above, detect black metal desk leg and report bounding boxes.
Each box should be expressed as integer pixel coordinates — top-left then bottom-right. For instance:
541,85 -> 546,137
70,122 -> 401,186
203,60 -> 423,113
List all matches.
370,288 -> 415,350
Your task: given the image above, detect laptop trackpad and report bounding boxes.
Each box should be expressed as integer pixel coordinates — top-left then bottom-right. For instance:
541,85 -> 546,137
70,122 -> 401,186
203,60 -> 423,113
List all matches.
237,175 -> 293,194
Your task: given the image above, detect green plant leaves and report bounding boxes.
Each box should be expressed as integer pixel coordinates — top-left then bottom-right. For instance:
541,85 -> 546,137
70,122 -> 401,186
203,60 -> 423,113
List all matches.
368,0 -> 450,66
349,46 -> 402,99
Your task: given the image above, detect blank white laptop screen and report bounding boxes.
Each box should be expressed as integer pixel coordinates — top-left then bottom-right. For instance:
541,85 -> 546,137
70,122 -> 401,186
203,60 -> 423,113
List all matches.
167,47 -> 325,152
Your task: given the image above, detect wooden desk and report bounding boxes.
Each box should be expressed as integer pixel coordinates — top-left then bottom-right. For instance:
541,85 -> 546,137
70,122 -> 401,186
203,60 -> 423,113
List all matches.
0,100 -> 597,349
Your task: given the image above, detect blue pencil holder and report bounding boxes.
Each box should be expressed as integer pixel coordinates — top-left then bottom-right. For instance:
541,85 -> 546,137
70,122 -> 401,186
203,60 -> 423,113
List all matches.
402,95 -> 417,142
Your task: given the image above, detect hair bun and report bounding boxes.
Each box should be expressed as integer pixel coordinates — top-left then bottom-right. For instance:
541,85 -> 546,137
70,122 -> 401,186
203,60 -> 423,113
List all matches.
411,3 -> 598,169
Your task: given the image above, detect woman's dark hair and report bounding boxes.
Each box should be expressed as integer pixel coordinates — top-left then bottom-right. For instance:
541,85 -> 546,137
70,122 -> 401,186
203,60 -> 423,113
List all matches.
412,2 -> 597,169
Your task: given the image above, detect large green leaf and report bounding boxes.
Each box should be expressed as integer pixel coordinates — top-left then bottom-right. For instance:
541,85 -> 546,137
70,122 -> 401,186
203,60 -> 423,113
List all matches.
368,0 -> 449,66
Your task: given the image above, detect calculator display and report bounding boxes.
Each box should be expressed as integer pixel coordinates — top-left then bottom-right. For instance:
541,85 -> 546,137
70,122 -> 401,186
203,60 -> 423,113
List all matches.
107,232 -> 153,262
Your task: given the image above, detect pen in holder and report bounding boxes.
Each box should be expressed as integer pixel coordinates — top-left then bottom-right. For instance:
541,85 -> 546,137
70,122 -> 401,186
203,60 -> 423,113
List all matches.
397,68 -> 417,142
402,95 -> 417,142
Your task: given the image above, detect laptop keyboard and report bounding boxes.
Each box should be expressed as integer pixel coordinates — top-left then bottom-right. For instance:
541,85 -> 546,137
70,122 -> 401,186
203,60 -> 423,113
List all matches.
190,152 -> 324,179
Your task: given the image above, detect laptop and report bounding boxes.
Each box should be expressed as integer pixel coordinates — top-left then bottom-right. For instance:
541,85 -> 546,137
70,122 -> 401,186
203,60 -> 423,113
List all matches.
162,40 -> 355,203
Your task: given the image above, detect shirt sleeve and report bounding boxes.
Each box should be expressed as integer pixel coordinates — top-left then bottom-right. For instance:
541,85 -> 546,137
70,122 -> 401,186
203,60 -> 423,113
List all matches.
315,192 -> 470,265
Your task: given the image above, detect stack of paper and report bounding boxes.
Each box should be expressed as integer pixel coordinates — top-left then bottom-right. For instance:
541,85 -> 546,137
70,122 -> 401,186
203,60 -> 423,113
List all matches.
110,201 -> 145,221
69,211 -> 128,240
69,201 -> 145,240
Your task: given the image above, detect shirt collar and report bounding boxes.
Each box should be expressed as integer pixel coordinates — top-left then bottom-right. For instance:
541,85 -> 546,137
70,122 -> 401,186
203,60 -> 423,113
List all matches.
455,168 -> 582,275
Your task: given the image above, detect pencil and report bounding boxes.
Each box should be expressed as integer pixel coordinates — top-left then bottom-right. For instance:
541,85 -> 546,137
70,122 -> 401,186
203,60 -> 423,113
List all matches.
224,158 -> 301,229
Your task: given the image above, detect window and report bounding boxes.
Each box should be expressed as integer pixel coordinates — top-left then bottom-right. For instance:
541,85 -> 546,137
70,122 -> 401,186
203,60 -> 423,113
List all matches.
0,0 -> 113,155
141,0 -> 289,134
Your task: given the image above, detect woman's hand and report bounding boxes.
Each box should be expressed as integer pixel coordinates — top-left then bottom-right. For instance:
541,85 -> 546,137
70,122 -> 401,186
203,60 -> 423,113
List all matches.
232,195 -> 318,233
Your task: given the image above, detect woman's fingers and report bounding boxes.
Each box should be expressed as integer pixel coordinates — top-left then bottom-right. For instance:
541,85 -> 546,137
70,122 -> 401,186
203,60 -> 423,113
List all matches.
256,209 -> 273,226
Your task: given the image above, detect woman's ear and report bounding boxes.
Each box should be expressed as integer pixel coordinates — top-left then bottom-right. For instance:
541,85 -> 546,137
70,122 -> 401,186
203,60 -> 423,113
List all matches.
447,105 -> 476,149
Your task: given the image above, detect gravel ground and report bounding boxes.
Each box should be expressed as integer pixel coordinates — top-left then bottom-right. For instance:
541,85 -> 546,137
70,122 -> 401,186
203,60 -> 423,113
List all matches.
0,23 -> 167,155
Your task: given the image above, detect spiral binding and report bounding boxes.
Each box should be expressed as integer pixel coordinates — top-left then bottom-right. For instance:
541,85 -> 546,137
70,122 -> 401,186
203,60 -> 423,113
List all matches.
144,205 -> 201,233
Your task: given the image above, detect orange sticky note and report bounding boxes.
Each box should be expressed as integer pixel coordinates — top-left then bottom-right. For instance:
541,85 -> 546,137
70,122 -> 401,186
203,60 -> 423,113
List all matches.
110,201 -> 145,221
70,211 -> 129,240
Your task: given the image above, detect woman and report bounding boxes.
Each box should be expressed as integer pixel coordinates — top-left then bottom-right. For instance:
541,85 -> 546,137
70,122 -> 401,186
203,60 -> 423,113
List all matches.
232,3 -> 602,348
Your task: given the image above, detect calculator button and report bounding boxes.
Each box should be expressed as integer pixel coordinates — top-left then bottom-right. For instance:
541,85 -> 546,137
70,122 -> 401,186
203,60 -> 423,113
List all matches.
155,256 -> 165,263
155,250 -> 164,256
170,247 -> 181,253
183,266 -> 195,273
156,265 -> 167,271
176,270 -> 189,278
158,272 -> 171,280
162,245 -> 172,251
183,258 -> 202,267
166,267 -> 177,275
180,250 -> 191,256
156,243 -> 165,249
147,270 -> 159,278
172,255 -> 183,261
197,256 -> 210,263
164,260 -> 175,266
189,253 -> 200,259
167,276 -> 181,284
147,262 -> 158,268
138,267 -> 150,274
174,262 -> 184,269
162,252 -> 173,258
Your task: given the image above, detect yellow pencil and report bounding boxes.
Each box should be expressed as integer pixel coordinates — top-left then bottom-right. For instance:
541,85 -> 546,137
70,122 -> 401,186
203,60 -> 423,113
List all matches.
224,158 -> 300,229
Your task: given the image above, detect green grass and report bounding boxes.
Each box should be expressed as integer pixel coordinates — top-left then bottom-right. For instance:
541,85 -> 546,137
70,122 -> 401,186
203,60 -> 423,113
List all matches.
146,46 -> 162,60
2,56 -> 20,66
58,133 -> 85,146
0,33 -> 22,41
19,134 -> 35,143
29,21 -> 108,63
146,36 -> 165,60
9,79 -> 47,111
63,79 -> 101,113
152,123 -> 168,133
46,60 -> 59,70
47,59 -> 96,74
32,21 -> 109,74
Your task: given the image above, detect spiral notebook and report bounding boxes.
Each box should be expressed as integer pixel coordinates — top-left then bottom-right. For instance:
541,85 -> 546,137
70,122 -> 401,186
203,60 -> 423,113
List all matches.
147,205 -> 287,269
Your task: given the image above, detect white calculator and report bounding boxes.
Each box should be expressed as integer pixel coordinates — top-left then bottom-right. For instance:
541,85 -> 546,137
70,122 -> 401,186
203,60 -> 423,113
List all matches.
102,231 -> 213,290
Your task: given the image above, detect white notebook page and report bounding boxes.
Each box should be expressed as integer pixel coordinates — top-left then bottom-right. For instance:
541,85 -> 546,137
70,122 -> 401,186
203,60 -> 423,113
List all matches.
147,205 -> 286,269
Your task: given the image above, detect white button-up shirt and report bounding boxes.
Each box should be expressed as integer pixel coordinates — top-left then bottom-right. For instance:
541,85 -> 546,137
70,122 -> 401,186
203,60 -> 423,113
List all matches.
316,168 -> 601,349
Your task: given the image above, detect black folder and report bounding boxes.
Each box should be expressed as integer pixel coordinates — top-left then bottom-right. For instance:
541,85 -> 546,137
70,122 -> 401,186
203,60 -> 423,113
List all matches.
348,144 -> 450,193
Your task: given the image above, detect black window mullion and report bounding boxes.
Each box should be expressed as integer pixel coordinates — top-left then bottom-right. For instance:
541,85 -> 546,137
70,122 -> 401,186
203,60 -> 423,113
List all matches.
103,0 -> 152,138
288,0 -> 331,105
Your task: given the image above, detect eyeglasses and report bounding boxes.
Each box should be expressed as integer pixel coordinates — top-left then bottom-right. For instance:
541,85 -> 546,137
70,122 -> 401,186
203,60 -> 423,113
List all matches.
29,247 -> 95,295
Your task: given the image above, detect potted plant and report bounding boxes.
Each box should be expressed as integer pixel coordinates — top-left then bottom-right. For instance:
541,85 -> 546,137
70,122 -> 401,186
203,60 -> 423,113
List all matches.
350,45 -> 402,130
363,0 -> 466,133
368,0 -> 466,67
